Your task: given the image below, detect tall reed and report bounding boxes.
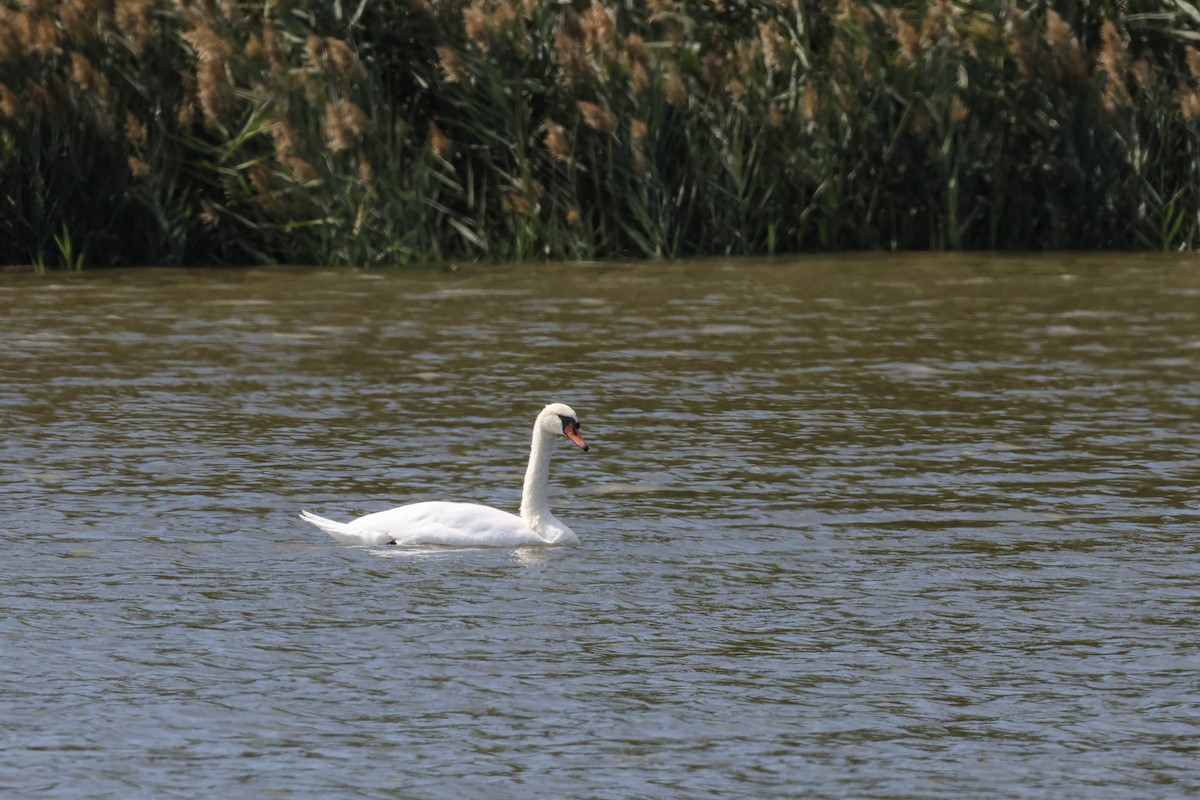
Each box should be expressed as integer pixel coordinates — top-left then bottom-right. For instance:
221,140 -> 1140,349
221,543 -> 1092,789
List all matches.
2,0 -> 1199,267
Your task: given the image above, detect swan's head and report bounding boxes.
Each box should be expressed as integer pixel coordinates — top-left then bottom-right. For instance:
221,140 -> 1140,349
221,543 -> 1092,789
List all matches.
539,403 -> 588,452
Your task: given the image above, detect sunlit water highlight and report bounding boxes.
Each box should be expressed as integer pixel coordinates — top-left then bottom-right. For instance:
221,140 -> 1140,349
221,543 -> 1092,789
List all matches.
2,255 -> 1199,798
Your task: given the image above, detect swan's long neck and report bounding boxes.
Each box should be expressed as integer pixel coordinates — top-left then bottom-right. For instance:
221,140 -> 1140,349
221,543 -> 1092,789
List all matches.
519,425 -> 554,526
519,424 -> 575,543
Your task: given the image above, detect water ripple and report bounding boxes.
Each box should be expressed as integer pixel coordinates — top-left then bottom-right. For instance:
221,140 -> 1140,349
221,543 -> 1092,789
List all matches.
2,256 -> 1199,798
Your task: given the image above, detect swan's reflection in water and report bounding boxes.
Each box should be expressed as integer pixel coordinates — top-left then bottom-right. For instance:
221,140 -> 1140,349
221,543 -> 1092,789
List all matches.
364,542 -> 574,567
508,546 -> 574,567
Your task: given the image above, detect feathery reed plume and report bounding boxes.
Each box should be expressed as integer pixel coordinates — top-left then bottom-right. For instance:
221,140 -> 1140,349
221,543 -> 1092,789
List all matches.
1100,20 -> 1128,72
921,0 -> 948,45
326,38 -> 367,92
1130,59 -> 1153,92
765,102 -> 780,127
1181,84 -> 1200,121
565,208 -> 580,225
325,103 -> 353,152
115,0 -> 153,53
357,160 -> 373,182
543,118 -> 569,160
632,146 -> 647,178
1099,21 -> 1128,79
582,0 -> 616,57
303,34 -> 325,70
1099,20 -> 1131,110
961,15 -> 985,60
325,100 -> 370,152
801,82 -> 818,120
437,46 -> 466,83
1045,10 -> 1087,84
737,39 -> 761,76
758,19 -> 788,73
492,0 -> 517,33
463,5 -> 490,51
340,101 -> 369,136
263,24 -> 284,76
284,155 -> 317,183
577,100 -> 616,134
299,70 -> 322,103
69,52 -> 97,93
891,11 -> 920,66
629,59 -> 649,93
271,113 -> 299,160
58,0 -> 91,41
124,111 -> 147,145
727,77 -> 747,104
0,83 -> 21,119
835,0 -> 873,27
0,14 -> 16,63
10,10 -> 32,53
244,34 -> 263,61
501,192 -> 533,215
29,10 -> 62,57
428,119 -> 452,158
12,10 -> 43,56
630,118 -> 647,142
621,33 -> 650,92
1027,12 -> 1052,54
665,68 -> 687,106
554,12 -> 593,89
183,24 -> 234,123
128,156 -> 150,177
249,163 -> 272,199
624,32 -> 647,65
1187,46 -> 1200,83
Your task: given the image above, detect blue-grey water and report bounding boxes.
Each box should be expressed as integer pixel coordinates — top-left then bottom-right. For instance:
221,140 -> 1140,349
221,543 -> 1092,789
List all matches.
2,255 -> 1199,798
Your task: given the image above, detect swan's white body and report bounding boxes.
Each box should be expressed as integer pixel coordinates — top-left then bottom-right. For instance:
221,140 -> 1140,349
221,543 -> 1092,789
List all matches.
300,403 -> 588,548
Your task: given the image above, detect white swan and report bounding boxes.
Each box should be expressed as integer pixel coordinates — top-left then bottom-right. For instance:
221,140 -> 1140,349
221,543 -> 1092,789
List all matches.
299,403 -> 589,547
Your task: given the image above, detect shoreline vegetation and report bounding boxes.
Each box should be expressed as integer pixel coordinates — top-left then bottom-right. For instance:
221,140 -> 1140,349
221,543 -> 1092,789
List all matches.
2,1 -> 1200,269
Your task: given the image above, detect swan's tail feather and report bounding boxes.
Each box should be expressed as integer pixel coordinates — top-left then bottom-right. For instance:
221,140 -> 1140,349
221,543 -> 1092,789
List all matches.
299,510 -> 384,545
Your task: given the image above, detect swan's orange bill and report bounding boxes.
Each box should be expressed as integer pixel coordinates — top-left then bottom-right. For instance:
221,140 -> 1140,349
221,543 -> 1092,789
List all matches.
565,425 -> 589,451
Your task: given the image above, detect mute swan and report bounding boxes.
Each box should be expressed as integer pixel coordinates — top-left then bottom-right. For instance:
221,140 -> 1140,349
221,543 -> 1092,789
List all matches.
299,403 -> 589,547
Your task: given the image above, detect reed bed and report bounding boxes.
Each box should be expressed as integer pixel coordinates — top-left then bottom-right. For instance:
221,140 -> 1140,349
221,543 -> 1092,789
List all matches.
2,0 -> 1199,268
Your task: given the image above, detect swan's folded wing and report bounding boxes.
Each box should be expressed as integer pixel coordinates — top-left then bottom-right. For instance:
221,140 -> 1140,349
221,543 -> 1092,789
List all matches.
307,501 -> 542,548
387,520 -> 518,547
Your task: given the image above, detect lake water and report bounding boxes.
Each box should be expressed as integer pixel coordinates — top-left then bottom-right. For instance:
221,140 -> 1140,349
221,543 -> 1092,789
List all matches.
2,255 -> 1199,798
